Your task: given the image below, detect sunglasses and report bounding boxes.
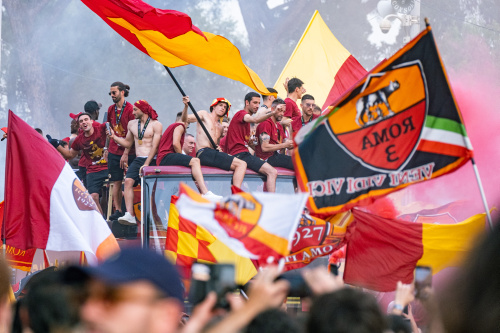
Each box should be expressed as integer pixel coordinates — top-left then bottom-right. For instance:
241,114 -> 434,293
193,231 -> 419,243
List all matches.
109,91 -> 120,96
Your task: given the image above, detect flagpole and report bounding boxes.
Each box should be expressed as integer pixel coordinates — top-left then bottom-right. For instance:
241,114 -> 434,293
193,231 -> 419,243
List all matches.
163,66 -> 218,149
470,158 -> 493,229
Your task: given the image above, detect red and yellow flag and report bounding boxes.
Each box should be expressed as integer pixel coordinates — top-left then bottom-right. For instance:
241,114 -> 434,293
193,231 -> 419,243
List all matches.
343,209 -> 486,292
82,0 -> 272,95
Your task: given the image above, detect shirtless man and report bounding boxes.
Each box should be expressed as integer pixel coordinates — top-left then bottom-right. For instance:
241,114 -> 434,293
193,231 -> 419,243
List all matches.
108,100 -> 163,225
186,97 -> 246,188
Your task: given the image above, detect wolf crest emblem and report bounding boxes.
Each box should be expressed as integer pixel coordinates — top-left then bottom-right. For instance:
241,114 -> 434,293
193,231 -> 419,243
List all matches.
327,61 -> 428,172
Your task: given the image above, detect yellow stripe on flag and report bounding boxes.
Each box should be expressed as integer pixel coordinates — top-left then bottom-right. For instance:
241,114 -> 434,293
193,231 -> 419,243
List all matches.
248,225 -> 290,257
95,234 -> 120,262
208,239 -> 257,285
109,18 -> 271,96
274,10 -> 352,107
417,213 -> 486,273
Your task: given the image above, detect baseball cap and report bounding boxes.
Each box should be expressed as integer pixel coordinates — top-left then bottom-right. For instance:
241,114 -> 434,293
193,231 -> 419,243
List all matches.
84,100 -> 101,114
65,248 -> 184,304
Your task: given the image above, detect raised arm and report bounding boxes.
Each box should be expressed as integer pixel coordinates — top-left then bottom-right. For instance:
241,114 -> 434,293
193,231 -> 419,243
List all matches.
243,109 -> 273,124
56,144 -> 79,160
108,123 -> 134,149
180,96 -> 189,124
186,110 -> 207,124
172,125 -> 185,154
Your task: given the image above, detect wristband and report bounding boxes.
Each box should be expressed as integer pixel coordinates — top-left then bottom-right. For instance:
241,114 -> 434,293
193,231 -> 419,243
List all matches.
393,303 -> 404,311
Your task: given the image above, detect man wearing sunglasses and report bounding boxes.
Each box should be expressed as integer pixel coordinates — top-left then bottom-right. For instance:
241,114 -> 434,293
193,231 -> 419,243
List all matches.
71,248 -> 184,333
291,94 -> 318,137
255,98 -> 295,171
106,82 -> 136,221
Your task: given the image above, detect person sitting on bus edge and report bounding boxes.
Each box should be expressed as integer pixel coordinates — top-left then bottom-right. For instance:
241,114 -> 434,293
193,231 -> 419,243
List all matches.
186,97 -> 247,188
255,98 -> 294,170
157,96 -> 222,201
226,92 -> 280,192
108,100 -> 163,226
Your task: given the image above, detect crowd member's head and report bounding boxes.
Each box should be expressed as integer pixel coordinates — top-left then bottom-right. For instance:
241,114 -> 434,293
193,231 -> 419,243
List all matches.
221,116 -> 229,137
34,128 -> 43,136
244,92 -> 261,115
300,94 -> 315,118
109,81 -> 130,104
77,113 -> 94,133
313,105 -> 322,117
70,118 -> 79,134
307,288 -> 387,333
271,98 -> 286,123
18,267 -> 83,333
287,78 -> 305,99
261,87 -> 277,105
438,221 -> 499,333
84,100 -> 102,121
245,309 -> 299,333
209,97 -> 231,118
74,247 -> 184,333
0,258 -> 12,333
183,134 -> 195,155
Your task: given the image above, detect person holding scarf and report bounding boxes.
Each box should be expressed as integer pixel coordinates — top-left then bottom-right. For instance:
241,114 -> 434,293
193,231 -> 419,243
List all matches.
108,99 -> 163,226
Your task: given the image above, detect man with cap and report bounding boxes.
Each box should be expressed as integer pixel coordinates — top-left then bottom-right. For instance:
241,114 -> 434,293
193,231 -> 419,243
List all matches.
186,97 -> 247,189
107,82 -> 136,221
108,100 -> 162,226
71,247 -> 184,333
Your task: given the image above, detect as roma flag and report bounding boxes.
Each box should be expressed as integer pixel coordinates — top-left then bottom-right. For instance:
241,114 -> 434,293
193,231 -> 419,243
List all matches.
293,24 -> 473,215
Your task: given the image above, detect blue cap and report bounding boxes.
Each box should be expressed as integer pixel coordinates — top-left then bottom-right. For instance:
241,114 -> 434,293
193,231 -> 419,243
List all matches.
67,247 -> 184,304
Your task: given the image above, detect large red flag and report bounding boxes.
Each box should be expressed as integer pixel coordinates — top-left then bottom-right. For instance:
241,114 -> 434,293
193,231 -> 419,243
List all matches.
3,111 -> 119,264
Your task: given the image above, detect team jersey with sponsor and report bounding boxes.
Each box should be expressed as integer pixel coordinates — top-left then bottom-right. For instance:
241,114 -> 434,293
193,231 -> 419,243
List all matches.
157,123 -> 185,166
71,123 -> 108,173
77,121 -> 101,168
255,118 -> 284,160
107,101 -> 135,155
284,98 -> 301,119
226,110 -> 251,155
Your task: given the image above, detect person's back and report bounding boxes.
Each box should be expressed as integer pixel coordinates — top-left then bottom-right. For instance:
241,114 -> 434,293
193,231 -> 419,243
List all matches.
307,288 -> 386,333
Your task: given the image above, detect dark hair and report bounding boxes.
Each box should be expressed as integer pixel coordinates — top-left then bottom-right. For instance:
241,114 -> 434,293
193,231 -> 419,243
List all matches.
246,309 -> 299,333
221,116 -> 229,123
244,92 -> 260,104
314,106 -> 322,112
34,128 -> 43,135
439,220 -> 500,333
110,81 -> 130,97
77,112 -> 92,122
301,94 -> 315,102
386,314 -> 412,333
262,88 -> 278,101
272,98 -> 285,107
287,78 -> 304,93
307,289 -> 387,333
176,112 -> 183,121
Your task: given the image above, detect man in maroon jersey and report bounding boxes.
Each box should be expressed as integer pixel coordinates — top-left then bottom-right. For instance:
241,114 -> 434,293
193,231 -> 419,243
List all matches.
107,82 -> 136,221
255,98 -> 294,170
283,77 -> 306,122
226,92 -> 279,192
55,113 -> 108,214
290,94 -> 318,137
157,96 -> 221,201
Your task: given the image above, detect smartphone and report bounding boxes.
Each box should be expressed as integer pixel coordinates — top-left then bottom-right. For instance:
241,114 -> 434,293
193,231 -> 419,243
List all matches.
188,263 -> 236,309
414,265 -> 432,297
106,122 -> 111,133
329,263 -> 339,276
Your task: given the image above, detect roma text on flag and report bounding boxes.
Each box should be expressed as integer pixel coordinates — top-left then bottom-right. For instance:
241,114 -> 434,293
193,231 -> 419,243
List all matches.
293,24 -> 473,215
283,211 -> 352,271
3,111 -> 119,265
274,10 -> 366,110
175,183 -> 308,262
82,0 -> 272,96
343,209 -> 486,292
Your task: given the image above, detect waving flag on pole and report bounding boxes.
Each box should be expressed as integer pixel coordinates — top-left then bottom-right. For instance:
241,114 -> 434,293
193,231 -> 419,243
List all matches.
274,10 -> 366,109
175,183 -> 308,261
293,24 -> 473,215
81,0 -> 273,96
3,111 -> 119,265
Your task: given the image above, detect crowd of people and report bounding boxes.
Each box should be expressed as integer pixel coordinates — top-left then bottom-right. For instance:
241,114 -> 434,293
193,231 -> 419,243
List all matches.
1,218 -> 498,333
39,78 -> 319,223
